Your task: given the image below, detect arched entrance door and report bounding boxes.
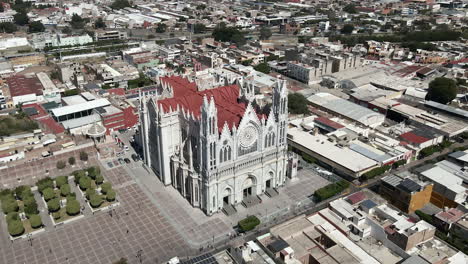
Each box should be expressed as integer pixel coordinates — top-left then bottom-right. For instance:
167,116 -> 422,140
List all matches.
242,176 -> 257,198
222,187 -> 232,205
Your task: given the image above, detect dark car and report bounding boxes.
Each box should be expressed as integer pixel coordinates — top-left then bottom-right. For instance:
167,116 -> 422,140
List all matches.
131,154 -> 139,162
107,162 -> 114,168
124,158 -> 131,164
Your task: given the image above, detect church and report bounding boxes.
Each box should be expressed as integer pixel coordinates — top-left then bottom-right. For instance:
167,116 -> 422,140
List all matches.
139,74 -> 289,215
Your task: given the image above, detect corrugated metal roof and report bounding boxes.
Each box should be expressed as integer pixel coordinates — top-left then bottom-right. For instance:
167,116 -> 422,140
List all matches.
51,98 -> 110,117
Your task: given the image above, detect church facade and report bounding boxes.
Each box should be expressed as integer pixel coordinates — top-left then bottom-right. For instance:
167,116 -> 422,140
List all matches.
139,75 -> 289,215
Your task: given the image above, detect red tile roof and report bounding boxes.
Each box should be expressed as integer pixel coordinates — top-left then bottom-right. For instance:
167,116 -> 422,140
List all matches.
157,76 -> 247,132
347,191 -> 366,204
7,75 -> 43,97
315,116 -> 345,130
37,116 -> 65,134
399,132 -> 430,144
436,208 -> 465,223
107,88 -> 125,96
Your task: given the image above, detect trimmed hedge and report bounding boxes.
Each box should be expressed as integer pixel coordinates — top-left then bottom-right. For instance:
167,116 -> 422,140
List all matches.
314,180 -> 350,202
60,184 -> 71,197
419,140 -> 452,159
2,198 -> 19,214
361,165 -> 391,181
106,189 -> 116,202
238,216 -> 260,232
87,166 -> 101,180
95,174 -> 104,185
90,194 -> 103,208
55,176 -> 68,188
36,177 -> 54,194
101,182 -> 112,194
66,199 -> 80,216
47,198 -> 60,213
79,176 -> 92,190
43,187 -> 56,201
8,220 -> 24,236
24,196 -> 38,215
85,188 -> 96,200
29,214 -> 42,228
73,170 -> 86,184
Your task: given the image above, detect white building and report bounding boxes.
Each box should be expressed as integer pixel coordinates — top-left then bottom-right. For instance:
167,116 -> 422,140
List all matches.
140,76 -> 290,215
30,33 -> 93,50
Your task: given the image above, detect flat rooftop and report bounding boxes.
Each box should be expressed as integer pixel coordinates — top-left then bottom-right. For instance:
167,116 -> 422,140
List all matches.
51,98 -> 110,117
288,128 -> 378,174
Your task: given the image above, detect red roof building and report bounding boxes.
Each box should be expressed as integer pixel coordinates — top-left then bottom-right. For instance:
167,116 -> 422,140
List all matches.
157,76 -> 248,132
399,132 -> 430,145
7,75 -> 43,98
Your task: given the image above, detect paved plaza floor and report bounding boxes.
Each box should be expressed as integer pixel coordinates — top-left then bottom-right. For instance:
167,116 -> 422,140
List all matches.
0,143 -> 331,263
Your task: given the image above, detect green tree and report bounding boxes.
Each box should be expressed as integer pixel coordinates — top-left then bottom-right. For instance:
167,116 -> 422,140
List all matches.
68,156 -> 76,166
288,93 -> 309,114
0,22 -> 18,33
155,23 -> 167,33
70,14 -> 86,29
193,23 -> 206,34
1,198 -> 19,214
13,11 -> 29,26
343,4 -> 357,14
87,166 -> 100,179
60,184 -> 71,197
259,26 -> 272,40
212,23 -> 246,46
79,151 -> 88,161
62,26 -> 72,34
111,0 -> 131,10
79,176 -> 92,190
341,24 -> 354,34
8,220 -> 24,236
426,77 -> 458,104
85,188 -> 96,200
66,199 -> 80,216
254,62 -> 270,74
47,198 -> 60,212
24,197 -> 38,215
101,182 -> 112,194
29,214 -> 42,228
14,186 -> 29,200
28,21 -> 45,33
56,160 -> 66,170
42,188 -> 56,201
90,194 -> 103,208
55,176 -> 68,188
36,177 -> 54,194
95,174 -> 104,185
106,189 -> 116,202
94,17 -> 106,29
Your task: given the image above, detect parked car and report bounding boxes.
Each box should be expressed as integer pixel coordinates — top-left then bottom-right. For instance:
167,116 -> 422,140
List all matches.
118,158 -> 125,165
124,145 -> 129,151
131,154 -> 139,162
107,162 -> 114,168
124,158 -> 131,164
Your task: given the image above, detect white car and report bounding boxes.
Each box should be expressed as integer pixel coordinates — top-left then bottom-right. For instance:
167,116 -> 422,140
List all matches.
124,146 -> 129,151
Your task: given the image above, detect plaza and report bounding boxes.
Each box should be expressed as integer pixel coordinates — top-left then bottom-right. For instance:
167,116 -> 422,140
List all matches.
0,140 -> 331,264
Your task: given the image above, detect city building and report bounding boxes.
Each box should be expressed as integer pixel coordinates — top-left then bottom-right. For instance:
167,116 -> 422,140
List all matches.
139,76 -> 290,215
380,174 -> 434,213
94,30 -> 128,41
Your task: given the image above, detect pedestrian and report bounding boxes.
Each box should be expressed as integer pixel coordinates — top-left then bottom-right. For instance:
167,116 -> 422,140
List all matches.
126,229 -> 129,234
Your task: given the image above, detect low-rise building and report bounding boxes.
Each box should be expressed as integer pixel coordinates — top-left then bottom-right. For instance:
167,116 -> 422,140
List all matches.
380,174 -> 433,213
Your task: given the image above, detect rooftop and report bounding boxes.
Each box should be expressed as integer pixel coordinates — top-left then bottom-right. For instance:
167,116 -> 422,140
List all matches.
288,128 -> 378,174
51,98 -> 111,118
157,76 -> 251,132
7,75 -> 44,97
